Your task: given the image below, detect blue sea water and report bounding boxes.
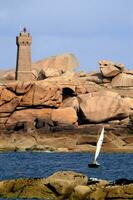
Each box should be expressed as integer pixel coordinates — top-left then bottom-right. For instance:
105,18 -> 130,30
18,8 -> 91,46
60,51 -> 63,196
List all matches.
0,152 -> 132,182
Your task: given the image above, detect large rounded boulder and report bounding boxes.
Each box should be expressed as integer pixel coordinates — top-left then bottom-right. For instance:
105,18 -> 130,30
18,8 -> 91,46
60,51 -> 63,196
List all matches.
45,171 -> 88,196
79,91 -> 130,123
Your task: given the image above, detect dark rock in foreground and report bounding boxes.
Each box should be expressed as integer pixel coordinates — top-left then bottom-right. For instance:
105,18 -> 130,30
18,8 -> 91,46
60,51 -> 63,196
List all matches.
0,171 -> 133,200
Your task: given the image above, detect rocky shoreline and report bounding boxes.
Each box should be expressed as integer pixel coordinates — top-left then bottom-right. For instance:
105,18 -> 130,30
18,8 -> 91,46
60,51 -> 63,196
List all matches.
0,54 -> 133,153
0,124 -> 133,153
0,171 -> 133,199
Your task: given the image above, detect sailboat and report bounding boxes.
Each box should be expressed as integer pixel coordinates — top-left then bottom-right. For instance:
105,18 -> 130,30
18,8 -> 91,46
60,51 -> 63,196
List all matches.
88,126 -> 104,168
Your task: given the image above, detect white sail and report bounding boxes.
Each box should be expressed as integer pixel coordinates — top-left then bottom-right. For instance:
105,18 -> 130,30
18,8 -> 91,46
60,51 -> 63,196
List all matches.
94,127 -> 104,162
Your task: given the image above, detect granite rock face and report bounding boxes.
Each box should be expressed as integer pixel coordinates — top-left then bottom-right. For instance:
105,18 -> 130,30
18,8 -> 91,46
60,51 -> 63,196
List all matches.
51,107 -> 78,126
0,55 -> 133,133
6,108 -> 52,130
0,81 -> 62,129
78,91 -> 130,123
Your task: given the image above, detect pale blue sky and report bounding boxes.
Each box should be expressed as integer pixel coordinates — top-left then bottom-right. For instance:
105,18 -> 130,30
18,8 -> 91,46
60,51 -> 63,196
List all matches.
0,0 -> 133,71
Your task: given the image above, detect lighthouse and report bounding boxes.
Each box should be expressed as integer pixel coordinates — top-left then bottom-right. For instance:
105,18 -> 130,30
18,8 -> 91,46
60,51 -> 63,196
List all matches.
16,27 -> 32,81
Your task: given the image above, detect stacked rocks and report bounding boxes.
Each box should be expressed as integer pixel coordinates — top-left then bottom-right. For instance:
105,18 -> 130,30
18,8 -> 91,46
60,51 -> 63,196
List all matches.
99,60 -> 133,87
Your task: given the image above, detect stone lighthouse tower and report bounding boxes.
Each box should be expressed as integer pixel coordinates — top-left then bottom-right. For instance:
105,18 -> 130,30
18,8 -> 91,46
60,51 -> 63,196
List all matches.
16,27 -> 32,81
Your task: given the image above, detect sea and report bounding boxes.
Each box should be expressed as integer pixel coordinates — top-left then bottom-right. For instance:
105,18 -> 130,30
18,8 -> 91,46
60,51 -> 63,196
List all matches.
0,152 -> 133,181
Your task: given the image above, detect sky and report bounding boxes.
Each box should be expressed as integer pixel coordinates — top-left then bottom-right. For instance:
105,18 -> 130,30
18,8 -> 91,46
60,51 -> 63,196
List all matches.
0,0 -> 133,72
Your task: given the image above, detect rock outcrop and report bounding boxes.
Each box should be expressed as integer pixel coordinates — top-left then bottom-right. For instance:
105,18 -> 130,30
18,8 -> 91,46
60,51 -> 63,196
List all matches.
1,79 -> 132,131
78,91 -> 130,123
0,55 -> 133,152
0,81 -> 62,129
99,60 -> 124,78
0,124 -> 133,152
0,171 -> 133,200
6,108 -> 52,130
45,171 -> 88,197
99,60 -> 133,87
32,53 -> 79,74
